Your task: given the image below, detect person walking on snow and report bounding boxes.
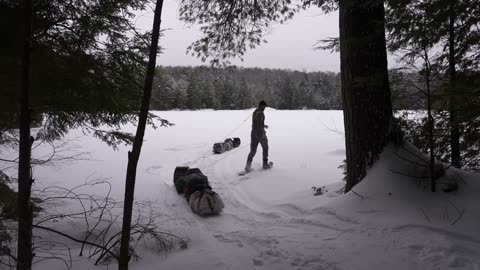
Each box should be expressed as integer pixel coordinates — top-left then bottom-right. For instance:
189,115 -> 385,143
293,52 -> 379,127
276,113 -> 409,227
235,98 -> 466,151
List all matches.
245,100 -> 271,173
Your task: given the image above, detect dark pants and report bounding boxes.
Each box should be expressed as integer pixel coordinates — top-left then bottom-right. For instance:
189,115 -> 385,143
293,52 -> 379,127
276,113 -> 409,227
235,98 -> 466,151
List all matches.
247,132 -> 268,164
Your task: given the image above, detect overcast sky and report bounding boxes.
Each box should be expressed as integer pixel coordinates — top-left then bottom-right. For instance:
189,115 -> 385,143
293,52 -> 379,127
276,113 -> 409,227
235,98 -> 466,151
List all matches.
135,0 -> 340,72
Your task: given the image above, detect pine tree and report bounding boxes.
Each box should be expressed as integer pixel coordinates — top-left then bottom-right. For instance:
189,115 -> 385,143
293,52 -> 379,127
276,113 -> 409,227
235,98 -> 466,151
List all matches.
152,68 -> 173,110
340,0 -> 393,192
259,77 -> 275,108
386,0 -> 480,171
0,1 -> 157,268
277,78 -> 297,109
238,77 -> 254,109
222,76 -> 240,109
17,0 -> 33,268
0,0 -> 156,144
186,71 -> 202,109
199,71 -> 215,109
163,73 -> 177,110
298,74 -> 314,109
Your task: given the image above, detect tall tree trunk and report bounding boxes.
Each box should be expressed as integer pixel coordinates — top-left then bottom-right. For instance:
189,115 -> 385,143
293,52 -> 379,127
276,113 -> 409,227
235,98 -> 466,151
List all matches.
449,0 -> 460,168
339,0 -> 393,192
424,48 -> 435,192
118,1 -> 164,269
17,0 -> 34,269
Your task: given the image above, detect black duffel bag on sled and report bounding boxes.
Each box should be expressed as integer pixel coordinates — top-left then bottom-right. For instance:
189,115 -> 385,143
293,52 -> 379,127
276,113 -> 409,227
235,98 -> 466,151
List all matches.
173,166 -> 224,216
212,137 -> 240,154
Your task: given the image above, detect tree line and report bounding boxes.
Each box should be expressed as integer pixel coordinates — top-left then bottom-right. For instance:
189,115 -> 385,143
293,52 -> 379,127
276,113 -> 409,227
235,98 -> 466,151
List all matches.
152,66 -> 342,110
151,66 -> 432,111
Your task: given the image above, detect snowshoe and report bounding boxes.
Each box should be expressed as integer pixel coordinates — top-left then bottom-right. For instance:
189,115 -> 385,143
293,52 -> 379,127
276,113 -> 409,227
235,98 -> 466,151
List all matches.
238,167 -> 254,176
238,162 -> 272,176
262,161 -> 273,170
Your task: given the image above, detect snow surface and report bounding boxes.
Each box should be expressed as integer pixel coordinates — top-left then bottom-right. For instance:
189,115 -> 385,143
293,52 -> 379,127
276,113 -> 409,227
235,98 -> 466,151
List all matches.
2,109 -> 480,270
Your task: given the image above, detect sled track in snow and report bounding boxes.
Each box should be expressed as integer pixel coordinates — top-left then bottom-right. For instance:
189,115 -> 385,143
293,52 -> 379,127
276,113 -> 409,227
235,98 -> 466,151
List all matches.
175,162 -> 480,270
181,164 -> 354,270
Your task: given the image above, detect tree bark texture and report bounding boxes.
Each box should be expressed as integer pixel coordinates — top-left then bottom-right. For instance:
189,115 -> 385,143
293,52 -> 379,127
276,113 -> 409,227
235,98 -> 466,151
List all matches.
339,0 -> 393,192
448,0 -> 461,168
17,0 -> 34,269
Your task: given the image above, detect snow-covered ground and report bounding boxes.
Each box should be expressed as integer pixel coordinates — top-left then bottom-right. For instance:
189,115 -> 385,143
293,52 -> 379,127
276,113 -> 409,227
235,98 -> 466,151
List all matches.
2,109 -> 480,270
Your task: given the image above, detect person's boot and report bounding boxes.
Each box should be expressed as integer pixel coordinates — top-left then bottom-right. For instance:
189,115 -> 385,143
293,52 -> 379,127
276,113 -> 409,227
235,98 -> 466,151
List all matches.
263,160 -> 271,169
245,162 -> 252,173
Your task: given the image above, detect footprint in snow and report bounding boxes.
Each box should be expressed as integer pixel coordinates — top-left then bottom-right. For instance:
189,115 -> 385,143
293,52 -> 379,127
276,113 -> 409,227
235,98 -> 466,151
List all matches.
163,143 -> 207,151
327,149 -> 346,156
228,176 -> 251,185
252,258 -> 264,266
145,165 -> 163,175
213,234 -> 244,248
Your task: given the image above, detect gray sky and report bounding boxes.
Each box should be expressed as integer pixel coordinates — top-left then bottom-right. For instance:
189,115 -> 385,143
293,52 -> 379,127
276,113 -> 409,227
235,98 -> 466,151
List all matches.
135,0 -> 340,72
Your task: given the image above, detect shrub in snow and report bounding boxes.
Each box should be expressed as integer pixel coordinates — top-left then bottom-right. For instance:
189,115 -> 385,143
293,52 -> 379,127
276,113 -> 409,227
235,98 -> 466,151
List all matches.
312,186 -> 328,196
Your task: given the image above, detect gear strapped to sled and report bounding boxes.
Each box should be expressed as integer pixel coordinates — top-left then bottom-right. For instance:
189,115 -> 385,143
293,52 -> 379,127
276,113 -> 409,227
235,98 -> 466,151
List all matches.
173,166 -> 224,216
213,137 -> 241,154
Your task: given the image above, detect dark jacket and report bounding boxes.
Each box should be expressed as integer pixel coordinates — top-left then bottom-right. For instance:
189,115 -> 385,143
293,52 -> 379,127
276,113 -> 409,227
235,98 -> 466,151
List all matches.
251,108 -> 266,138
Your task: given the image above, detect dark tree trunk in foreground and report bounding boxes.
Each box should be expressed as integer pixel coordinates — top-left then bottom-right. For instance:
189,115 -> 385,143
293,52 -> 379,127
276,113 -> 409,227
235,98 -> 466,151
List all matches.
339,0 -> 393,192
424,50 -> 435,192
17,0 -> 34,269
448,0 -> 460,168
118,0 -> 164,269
